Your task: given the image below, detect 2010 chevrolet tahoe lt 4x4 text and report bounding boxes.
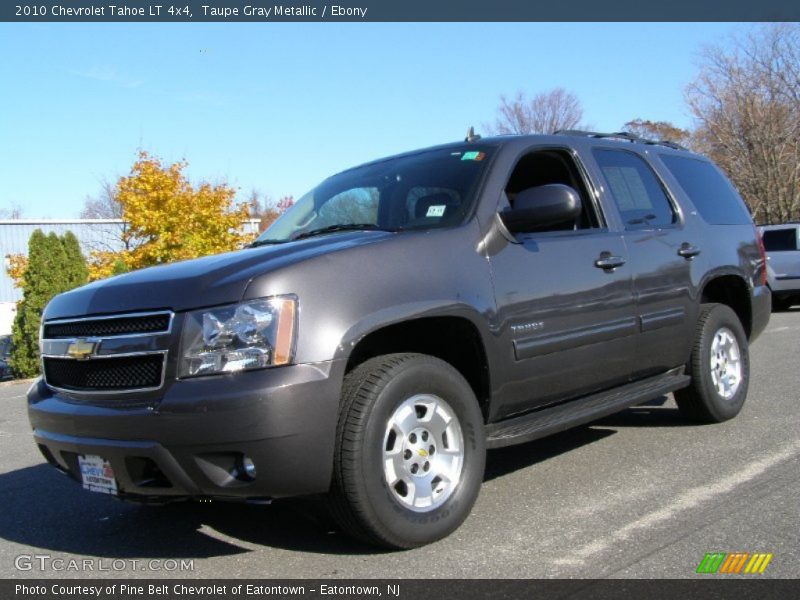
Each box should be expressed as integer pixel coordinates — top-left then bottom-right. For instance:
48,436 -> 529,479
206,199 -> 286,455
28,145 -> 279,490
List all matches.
28,131 -> 770,548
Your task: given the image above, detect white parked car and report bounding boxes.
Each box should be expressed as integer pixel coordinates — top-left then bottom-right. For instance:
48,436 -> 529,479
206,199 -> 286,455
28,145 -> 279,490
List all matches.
760,223 -> 800,310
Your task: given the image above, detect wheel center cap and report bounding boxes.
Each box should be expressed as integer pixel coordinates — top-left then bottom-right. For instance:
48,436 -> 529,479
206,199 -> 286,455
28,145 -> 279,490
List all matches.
403,427 -> 436,477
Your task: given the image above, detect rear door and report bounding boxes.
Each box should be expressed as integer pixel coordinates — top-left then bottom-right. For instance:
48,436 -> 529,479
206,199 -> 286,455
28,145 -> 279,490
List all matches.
588,148 -> 700,378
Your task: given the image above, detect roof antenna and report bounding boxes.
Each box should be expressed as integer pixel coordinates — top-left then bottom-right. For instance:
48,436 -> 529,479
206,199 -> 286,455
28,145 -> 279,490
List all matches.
465,126 -> 481,143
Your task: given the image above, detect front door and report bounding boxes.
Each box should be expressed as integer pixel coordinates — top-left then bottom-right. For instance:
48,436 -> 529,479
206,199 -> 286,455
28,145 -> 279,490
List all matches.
488,148 -> 637,420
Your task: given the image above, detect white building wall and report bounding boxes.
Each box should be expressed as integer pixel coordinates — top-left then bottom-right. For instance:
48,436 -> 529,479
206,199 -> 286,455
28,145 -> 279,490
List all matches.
0,302 -> 16,336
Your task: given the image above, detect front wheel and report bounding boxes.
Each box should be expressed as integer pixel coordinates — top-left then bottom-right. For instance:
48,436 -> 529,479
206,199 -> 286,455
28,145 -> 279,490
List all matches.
675,303 -> 750,423
328,353 -> 485,549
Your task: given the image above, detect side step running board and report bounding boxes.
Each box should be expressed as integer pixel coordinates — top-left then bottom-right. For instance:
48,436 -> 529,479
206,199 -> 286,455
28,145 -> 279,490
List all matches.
485,371 -> 691,449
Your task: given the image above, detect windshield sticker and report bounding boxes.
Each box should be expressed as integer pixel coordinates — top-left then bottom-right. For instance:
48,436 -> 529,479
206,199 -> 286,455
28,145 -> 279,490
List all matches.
426,205 -> 446,217
461,151 -> 486,161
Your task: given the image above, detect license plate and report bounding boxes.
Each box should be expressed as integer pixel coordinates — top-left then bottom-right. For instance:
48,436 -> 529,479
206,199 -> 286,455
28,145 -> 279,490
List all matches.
78,454 -> 118,495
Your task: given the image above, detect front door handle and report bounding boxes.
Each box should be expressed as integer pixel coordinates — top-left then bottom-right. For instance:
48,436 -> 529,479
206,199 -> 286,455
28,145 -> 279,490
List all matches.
594,254 -> 626,271
678,243 -> 701,259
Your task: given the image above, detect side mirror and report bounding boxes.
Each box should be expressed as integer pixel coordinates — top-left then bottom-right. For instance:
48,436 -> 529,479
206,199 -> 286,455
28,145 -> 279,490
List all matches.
500,184 -> 582,233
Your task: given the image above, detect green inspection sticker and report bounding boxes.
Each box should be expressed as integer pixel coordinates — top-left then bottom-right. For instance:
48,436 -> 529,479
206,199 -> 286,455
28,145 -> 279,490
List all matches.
461,151 -> 485,161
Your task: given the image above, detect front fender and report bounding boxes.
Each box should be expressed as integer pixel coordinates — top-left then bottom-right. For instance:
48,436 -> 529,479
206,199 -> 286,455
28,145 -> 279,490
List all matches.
242,223 -> 498,365
333,302 -> 495,363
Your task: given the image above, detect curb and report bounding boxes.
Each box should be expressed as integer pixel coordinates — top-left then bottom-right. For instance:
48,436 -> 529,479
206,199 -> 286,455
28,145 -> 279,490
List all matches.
0,377 -> 35,388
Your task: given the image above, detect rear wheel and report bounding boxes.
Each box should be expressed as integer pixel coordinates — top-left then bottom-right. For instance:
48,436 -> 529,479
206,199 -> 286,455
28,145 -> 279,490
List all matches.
328,353 -> 485,549
675,303 -> 750,423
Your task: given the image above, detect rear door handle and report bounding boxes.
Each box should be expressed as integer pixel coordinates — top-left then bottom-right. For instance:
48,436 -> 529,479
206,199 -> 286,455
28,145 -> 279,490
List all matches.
594,255 -> 626,270
678,244 -> 701,259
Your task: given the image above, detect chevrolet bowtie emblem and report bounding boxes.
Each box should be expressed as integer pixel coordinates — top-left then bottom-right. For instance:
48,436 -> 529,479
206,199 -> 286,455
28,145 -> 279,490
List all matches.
67,339 -> 99,360
417,448 -> 429,457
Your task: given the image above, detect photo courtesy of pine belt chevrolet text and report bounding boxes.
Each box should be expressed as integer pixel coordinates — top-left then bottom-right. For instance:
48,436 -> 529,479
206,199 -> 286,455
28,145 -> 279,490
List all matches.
27,130 -> 770,549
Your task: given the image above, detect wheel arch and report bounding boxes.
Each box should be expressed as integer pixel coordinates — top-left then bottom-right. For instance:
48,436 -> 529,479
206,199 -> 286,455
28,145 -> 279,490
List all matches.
342,313 -> 492,421
699,271 -> 753,338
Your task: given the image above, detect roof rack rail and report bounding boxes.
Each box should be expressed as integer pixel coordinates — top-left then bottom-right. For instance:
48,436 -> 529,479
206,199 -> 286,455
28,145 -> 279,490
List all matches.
554,129 -> 688,151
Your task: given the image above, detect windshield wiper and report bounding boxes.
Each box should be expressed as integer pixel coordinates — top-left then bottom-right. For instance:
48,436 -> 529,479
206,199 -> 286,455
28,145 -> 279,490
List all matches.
249,238 -> 288,248
291,223 -> 396,241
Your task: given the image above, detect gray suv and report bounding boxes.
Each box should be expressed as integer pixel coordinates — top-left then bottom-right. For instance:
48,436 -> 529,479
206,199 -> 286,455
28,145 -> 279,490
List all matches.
27,131 -> 770,549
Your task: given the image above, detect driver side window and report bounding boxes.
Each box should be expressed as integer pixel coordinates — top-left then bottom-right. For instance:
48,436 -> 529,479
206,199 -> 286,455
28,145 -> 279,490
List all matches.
505,149 -> 600,232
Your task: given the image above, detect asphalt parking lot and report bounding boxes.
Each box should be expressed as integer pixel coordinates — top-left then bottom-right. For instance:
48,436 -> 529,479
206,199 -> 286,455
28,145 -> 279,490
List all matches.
1,310 -> 798,579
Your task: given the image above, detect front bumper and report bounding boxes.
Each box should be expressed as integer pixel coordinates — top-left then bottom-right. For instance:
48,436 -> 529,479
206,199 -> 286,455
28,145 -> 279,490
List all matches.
27,360 -> 345,501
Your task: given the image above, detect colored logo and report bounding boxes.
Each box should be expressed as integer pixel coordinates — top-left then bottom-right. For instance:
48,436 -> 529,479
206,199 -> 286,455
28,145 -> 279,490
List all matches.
696,552 -> 773,574
67,339 -> 99,360
418,448 -> 429,457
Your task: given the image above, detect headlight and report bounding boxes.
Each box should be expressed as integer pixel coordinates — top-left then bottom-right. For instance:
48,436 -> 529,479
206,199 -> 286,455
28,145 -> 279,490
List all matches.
179,296 -> 297,377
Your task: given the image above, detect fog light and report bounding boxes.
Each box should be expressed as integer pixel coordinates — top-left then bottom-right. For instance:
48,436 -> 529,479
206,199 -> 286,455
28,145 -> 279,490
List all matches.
242,456 -> 257,480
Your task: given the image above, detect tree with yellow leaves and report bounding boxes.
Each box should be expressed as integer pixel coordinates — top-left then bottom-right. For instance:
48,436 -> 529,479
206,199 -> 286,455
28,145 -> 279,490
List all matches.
5,253 -> 28,287
88,152 -> 251,280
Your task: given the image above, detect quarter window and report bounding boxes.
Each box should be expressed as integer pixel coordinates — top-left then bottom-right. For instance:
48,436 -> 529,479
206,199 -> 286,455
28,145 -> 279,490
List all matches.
594,149 -> 676,229
659,154 -> 752,225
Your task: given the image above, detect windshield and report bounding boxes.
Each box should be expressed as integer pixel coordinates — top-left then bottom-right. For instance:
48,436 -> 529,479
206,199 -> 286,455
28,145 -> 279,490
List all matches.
254,145 -> 495,244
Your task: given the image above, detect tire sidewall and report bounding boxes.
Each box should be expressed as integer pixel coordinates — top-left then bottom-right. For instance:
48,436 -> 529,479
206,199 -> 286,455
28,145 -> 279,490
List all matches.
358,358 -> 485,547
694,306 -> 750,421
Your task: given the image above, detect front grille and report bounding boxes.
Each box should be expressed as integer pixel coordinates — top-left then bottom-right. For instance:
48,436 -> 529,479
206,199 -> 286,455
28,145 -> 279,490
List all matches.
43,355 -> 164,392
43,313 -> 171,339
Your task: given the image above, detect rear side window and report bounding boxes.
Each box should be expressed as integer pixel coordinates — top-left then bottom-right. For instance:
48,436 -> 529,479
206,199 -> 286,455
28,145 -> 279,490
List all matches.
659,154 -> 752,225
593,149 -> 676,229
762,228 -> 799,252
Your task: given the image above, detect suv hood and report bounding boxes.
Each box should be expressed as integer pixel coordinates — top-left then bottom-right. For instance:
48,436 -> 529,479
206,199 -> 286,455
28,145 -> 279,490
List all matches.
44,232 -> 393,320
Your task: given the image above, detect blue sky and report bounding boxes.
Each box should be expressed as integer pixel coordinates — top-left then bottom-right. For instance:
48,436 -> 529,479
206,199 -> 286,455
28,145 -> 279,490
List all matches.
0,22 -> 748,219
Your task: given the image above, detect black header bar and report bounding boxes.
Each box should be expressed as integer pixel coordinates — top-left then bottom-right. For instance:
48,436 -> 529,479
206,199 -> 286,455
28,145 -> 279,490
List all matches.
7,579 -> 800,600
3,0 -> 800,22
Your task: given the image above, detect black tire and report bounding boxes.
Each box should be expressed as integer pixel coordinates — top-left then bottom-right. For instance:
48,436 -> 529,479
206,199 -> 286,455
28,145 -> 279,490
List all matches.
328,353 -> 485,549
675,303 -> 750,423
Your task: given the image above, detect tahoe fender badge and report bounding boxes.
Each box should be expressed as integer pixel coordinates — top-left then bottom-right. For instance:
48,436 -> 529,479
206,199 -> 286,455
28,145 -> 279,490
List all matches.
510,321 -> 545,336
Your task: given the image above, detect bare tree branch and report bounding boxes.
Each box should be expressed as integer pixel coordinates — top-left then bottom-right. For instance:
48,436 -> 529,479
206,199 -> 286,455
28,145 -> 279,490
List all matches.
80,179 -> 132,250
623,119 -> 691,145
687,24 -> 800,224
486,88 -> 585,135
0,203 -> 24,219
